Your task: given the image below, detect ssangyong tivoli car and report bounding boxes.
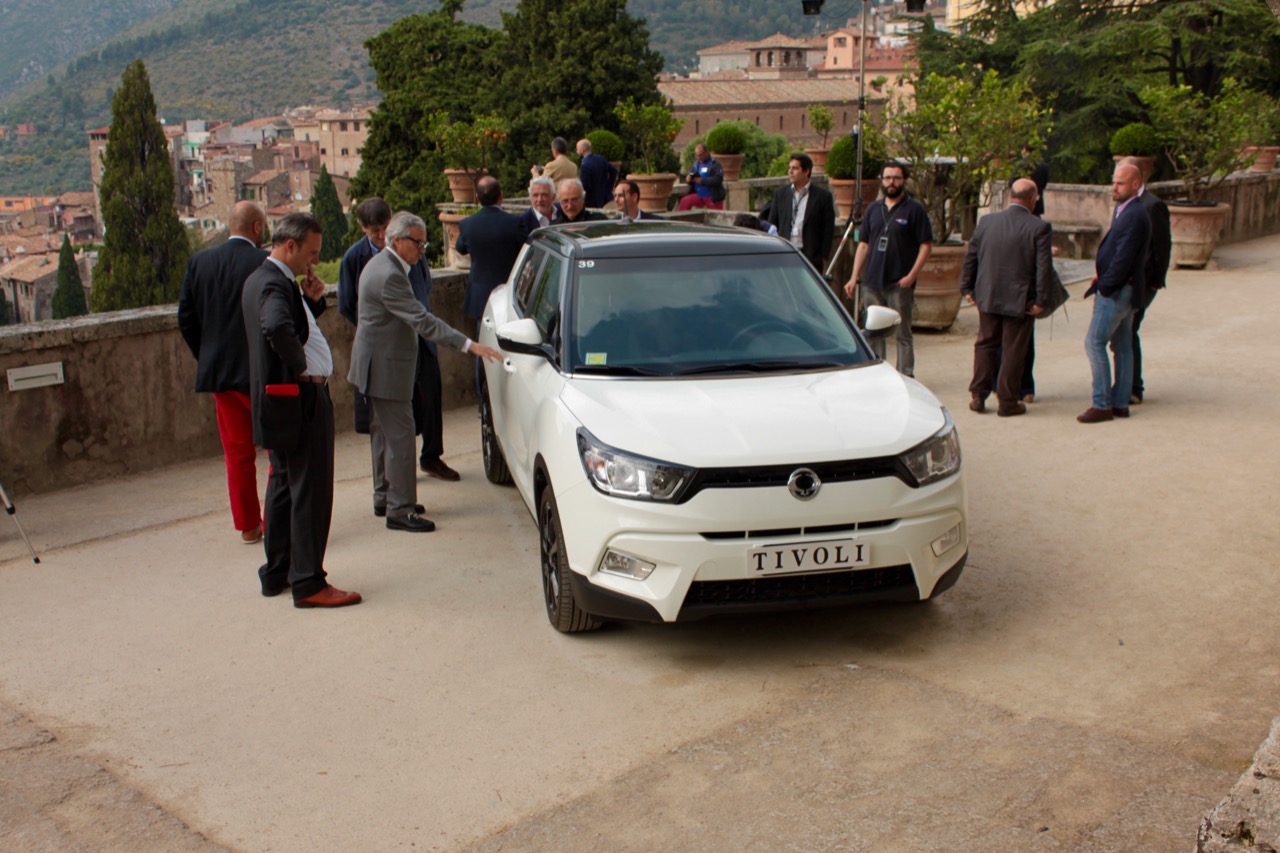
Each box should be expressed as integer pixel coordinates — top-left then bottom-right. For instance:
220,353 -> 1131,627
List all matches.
479,222 -> 966,633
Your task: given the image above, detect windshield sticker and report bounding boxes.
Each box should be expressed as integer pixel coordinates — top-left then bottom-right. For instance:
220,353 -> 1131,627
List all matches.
585,352 -> 608,365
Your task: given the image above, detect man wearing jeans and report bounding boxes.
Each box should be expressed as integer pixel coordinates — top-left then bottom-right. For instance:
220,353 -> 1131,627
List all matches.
845,161 -> 933,377
1078,162 -> 1150,424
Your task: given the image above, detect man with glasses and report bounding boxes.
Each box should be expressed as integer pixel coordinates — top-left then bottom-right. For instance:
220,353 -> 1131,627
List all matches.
613,180 -> 661,221
347,212 -> 500,532
845,160 -> 934,377
552,178 -> 605,224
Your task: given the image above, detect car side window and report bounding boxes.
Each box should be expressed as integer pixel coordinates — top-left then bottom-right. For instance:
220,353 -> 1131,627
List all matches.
512,251 -> 544,313
529,254 -> 565,338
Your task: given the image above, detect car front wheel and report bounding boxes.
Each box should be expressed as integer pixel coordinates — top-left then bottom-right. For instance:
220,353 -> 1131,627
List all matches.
539,486 -> 601,634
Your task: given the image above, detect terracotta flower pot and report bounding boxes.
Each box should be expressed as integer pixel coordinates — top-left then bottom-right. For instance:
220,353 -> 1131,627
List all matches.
912,242 -> 967,330
625,173 -> 678,213
438,211 -> 470,270
1168,201 -> 1230,269
806,147 -> 830,176
1242,145 -> 1279,173
714,153 -> 745,182
828,178 -> 881,220
443,169 -> 485,204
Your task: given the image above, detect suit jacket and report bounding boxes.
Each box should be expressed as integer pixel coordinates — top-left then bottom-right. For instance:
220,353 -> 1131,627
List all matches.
456,206 -> 524,317
347,250 -> 469,401
338,236 -> 437,354
579,153 -> 619,208
241,258 -> 325,450
765,182 -> 836,270
177,236 -> 269,393
1091,197 -> 1151,308
542,154 -> 578,185
518,208 -> 553,242
1138,189 -> 1172,291
960,204 -> 1053,317
621,210 -> 662,221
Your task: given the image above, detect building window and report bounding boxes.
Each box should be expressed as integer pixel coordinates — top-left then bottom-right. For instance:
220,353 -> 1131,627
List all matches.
768,50 -> 774,67
695,119 -> 700,134
801,114 -> 806,129
779,116 -> 785,130
353,122 -> 360,131
836,36 -> 847,47
321,148 -> 327,155
341,147 -> 349,156
339,122 -> 348,131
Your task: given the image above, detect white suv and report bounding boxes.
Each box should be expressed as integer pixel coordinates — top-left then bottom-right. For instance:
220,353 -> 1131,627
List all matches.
480,222 -> 967,633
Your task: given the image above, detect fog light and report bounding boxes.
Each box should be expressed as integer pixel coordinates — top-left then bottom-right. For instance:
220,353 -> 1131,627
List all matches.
931,525 -> 960,557
599,549 -> 656,580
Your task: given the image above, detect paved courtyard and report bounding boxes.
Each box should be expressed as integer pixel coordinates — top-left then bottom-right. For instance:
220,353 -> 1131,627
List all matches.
1,234 -> 1278,851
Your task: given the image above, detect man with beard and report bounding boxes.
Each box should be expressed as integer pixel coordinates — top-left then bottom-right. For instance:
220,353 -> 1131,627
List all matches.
844,160 -> 934,377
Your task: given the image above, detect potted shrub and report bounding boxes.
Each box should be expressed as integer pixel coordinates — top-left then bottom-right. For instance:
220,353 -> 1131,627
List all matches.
883,70 -> 1049,329
1241,92 -> 1280,173
1109,122 -> 1160,182
616,97 -> 685,212
824,122 -> 886,220
806,103 -> 835,174
705,123 -> 747,182
1140,78 -> 1256,268
428,111 -> 508,203
586,128 -> 625,172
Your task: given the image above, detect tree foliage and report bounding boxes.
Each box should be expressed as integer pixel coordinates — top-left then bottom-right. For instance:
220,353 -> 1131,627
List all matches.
90,60 -> 188,312
53,235 -> 88,319
311,164 -> 350,262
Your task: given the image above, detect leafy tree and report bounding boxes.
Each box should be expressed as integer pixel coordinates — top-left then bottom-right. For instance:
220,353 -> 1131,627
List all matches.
90,60 -> 188,312
311,165 -> 350,262
52,235 -> 88,318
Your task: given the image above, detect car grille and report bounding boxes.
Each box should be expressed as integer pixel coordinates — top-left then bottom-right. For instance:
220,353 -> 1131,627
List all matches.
701,518 -> 896,540
680,565 -> 918,616
679,457 -> 909,502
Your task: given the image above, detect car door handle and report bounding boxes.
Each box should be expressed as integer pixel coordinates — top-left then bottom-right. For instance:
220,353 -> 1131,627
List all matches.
503,358 -> 516,374
482,316 -> 494,328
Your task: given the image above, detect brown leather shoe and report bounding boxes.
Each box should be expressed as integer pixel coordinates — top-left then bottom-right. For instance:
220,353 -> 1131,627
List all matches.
294,585 -> 362,609
968,396 -> 986,414
420,458 -> 461,481
1112,407 -> 1130,418
997,402 -> 1027,417
1076,407 -> 1114,424
240,526 -> 262,544
1022,393 -> 1036,404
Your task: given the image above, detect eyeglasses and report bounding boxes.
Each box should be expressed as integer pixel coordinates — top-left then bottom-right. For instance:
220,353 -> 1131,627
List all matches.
397,237 -> 427,251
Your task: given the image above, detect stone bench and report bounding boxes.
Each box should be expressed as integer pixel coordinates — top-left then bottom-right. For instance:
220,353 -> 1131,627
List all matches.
1051,222 -> 1103,259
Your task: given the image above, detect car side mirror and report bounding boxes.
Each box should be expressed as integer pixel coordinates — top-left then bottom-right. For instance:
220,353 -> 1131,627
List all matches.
496,317 -> 546,356
862,305 -> 901,341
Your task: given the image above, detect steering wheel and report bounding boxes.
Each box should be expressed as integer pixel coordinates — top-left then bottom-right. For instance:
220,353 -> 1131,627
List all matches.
727,320 -> 794,350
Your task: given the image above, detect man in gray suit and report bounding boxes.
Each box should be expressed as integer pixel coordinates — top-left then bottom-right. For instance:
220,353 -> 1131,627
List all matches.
347,212 -> 500,532
960,179 -> 1053,417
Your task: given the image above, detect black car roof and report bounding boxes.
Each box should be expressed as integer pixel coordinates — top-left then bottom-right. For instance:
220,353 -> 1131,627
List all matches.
530,221 -> 798,259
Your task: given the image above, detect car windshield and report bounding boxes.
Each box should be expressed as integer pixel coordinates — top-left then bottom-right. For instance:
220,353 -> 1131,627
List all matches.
569,252 -> 869,376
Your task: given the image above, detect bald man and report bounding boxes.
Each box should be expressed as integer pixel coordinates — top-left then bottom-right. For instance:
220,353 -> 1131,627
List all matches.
178,201 -> 270,542
960,179 -> 1053,417
1078,163 -> 1150,424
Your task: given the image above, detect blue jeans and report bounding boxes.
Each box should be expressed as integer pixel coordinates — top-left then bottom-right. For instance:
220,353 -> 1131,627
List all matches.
1085,287 -> 1134,410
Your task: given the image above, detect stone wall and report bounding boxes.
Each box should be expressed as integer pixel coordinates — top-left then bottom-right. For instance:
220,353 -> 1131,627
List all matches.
0,270 -> 474,496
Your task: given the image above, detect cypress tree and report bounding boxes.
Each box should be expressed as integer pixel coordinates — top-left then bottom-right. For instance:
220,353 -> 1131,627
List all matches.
311,164 -> 349,262
90,59 -> 189,312
52,235 -> 88,318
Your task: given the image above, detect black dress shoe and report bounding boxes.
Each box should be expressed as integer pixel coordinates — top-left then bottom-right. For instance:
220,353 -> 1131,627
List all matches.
386,512 -> 436,532
420,458 -> 461,481
374,503 -> 424,518
261,581 -> 290,598
969,396 -> 986,414
997,402 -> 1027,417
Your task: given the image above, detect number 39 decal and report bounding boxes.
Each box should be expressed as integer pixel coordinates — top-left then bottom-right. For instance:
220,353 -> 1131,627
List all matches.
577,260 -> 595,269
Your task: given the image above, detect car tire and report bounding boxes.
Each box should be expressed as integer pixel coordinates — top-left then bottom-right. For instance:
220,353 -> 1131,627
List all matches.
539,486 -> 601,634
480,374 -> 512,485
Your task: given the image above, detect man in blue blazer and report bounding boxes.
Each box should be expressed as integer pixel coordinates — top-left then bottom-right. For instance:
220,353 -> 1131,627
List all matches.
1078,162 -> 1150,424
576,138 -> 619,209
1120,157 -> 1172,405
456,177 -> 524,320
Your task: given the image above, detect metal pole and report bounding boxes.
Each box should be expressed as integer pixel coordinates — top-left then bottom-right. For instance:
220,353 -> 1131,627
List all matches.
0,481 -> 40,564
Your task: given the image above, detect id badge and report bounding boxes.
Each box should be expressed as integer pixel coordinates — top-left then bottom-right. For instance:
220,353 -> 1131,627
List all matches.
877,235 -> 889,252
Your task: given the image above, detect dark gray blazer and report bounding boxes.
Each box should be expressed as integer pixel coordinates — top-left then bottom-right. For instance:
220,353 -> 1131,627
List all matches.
960,203 -> 1054,317
347,249 -> 468,402
178,236 -> 269,393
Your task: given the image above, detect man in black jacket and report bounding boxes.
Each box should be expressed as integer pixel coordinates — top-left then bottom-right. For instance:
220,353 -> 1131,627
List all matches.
765,153 -> 835,272
177,201 -> 269,544
1121,157 -> 1172,405
241,212 -> 360,608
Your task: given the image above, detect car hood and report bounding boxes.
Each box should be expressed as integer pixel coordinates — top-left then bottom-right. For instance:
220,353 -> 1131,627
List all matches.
560,364 -> 947,466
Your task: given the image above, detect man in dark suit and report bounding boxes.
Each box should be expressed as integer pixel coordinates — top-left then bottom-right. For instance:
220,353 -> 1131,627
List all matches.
339,197 -> 459,482
551,179 -> 607,225
1120,156 -> 1172,405
241,213 -> 360,608
456,177 -> 525,320
844,160 -> 933,377
613,180 -> 662,221
178,201 -> 269,544
518,176 -> 557,241
765,153 -> 835,273
961,179 -> 1053,417
576,138 -> 618,209
1078,162 -> 1150,424
348,212 -> 501,533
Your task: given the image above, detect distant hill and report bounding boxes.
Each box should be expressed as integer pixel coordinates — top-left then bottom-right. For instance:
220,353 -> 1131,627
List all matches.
0,0 -> 841,194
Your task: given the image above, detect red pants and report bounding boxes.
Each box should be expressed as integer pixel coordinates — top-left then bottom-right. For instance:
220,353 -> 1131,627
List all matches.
677,194 -> 724,211
213,391 -> 261,532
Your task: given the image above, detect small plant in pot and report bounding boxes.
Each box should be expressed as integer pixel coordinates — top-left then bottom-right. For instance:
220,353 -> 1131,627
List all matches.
586,129 -> 625,167
807,103 -> 836,173
824,123 -> 886,220
428,111 -> 508,203
616,97 -> 684,211
705,123 -> 747,182
1109,122 -> 1160,181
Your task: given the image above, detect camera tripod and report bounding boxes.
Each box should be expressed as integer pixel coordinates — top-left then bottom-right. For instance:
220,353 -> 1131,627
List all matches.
0,480 -> 40,564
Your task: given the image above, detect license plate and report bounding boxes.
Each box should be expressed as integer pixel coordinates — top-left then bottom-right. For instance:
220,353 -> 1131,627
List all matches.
748,538 -> 869,575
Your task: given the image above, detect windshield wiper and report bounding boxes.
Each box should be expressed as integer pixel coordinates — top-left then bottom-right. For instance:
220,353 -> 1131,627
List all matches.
674,360 -> 843,376
572,364 -> 665,376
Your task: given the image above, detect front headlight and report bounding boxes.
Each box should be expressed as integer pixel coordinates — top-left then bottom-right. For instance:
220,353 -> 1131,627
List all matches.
899,412 -> 961,487
577,429 -> 694,502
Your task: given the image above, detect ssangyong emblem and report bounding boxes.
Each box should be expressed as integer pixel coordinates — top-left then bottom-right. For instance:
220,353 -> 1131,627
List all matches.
787,468 -> 821,500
